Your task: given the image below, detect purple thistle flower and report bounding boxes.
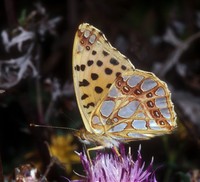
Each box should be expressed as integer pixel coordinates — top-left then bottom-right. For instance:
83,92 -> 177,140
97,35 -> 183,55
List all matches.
72,145 -> 157,182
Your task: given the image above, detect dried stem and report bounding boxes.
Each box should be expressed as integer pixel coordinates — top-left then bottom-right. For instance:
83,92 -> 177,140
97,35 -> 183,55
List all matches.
159,31 -> 200,77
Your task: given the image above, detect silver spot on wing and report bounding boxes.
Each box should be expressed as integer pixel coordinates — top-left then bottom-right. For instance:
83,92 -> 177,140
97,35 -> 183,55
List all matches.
108,86 -> 119,98
132,120 -> 147,130
136,112 -> 145,118
160,108 -> 171,118
77,44 -> 83,53
108,123 -> 127,132
127,75 -> 144,87
83,30 -> 90,38
155,97 -> 167,108
155,87 -> 165,96
89,34 -> 96,44
92,115 -> 102,125
118,101 -> 139,118
100,100 -> 115,117
141,79 -> 157,91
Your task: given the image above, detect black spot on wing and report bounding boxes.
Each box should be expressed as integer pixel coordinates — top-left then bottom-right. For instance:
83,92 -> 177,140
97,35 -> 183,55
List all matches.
79,79 -> 90,87
92,50 -> 97,55
83,102 -> 95,108
95,86 -> 103,93
87,60 -> 94,66
105,68 -> 113,75
110,58 -> 119,65
91,73 -> 99,80
106,83 -> 112,88
121,65 -> 127,70
74,65 -> 80,71
81,94 -> 89,100
80,64 -> 86,71
97,60 -> 103,67
102,50 -> 109,56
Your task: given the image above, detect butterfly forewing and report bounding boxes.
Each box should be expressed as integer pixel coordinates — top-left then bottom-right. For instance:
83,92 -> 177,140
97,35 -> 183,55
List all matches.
73,23 -> 135,133
90,69 -> 177,140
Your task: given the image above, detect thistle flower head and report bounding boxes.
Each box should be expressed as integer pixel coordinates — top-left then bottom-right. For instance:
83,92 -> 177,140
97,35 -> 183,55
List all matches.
72,145 -> 157,182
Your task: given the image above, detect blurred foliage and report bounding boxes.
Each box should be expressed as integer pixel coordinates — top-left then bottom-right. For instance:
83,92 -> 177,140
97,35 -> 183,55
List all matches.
0,0 -> 200,181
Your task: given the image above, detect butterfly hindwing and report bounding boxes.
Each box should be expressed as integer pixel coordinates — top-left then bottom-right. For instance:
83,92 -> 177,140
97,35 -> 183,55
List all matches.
90,69 -> 176,139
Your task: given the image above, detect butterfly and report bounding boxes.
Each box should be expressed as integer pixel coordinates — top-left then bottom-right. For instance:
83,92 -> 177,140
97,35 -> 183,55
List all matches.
72,23 -> 177,158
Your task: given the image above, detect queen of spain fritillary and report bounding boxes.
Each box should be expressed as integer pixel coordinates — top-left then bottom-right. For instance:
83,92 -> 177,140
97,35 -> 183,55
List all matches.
72,23 -> 177,156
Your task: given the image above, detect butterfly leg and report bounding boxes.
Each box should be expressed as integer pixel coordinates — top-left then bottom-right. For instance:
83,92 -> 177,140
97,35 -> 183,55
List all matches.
113,146 -> 123,163
87,146 -> 105,165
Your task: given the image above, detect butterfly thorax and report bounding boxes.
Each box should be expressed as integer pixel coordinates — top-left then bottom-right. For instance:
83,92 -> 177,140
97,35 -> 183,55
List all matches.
74,128 -> 120,148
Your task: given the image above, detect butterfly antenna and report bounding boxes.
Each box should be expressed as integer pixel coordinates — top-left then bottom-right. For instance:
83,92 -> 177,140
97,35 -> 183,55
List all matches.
30,123 -> 78,131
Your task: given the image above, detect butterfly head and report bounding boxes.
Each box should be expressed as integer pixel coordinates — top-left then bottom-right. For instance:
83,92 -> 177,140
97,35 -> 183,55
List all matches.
74,128 -> 93,145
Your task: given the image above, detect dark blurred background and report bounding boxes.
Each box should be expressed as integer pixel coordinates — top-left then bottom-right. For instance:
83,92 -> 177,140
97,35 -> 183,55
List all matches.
0,0 -> 200,181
